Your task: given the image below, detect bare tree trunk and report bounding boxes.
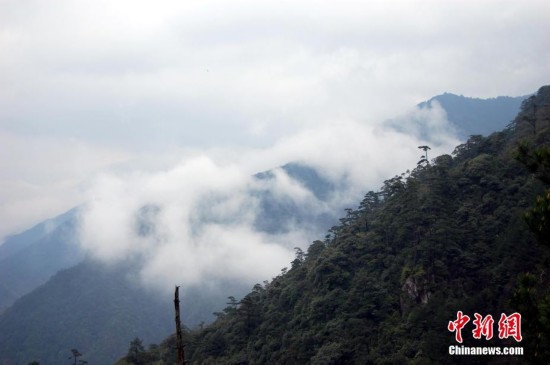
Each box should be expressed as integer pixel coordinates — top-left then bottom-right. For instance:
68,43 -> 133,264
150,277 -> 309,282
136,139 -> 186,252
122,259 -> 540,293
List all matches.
174,286 -> 185,365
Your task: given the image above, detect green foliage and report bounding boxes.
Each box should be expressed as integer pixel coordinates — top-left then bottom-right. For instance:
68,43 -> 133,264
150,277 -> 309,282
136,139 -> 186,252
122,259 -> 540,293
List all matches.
510,102 -> 550,363
119,86 -> 550,364
126,338 -> 146,365
516,143 -> 550,246
511,273 -> 550,363
524,189 -> 550,245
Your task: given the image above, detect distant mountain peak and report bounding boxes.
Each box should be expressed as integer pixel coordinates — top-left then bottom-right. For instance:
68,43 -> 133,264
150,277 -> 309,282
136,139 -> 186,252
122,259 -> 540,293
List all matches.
418,92 -> 528,139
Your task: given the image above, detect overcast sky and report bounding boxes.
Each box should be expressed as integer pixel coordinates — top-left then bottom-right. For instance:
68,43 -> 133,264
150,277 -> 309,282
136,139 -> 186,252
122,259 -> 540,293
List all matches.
1,1 -> 550,288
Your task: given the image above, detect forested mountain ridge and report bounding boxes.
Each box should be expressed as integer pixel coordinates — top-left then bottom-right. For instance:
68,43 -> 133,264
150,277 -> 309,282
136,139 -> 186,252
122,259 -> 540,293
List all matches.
0,260 -> 175,365
117,86 -> 550,364
0,163 -> 339,364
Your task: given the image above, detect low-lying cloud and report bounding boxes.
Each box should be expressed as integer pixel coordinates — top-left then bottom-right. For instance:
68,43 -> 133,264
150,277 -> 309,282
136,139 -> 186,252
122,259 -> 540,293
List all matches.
77,105 -> 460,293
2,0 -> 548,245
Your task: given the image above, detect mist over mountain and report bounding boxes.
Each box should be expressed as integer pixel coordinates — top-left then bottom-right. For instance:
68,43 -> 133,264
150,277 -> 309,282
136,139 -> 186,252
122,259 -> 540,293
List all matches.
253,163 -> 337,234
116,85 -> 550,365
0,161 -> 344,364
1,1 -> 549,364
418,93 -> 527,139
0,90 -> 534,364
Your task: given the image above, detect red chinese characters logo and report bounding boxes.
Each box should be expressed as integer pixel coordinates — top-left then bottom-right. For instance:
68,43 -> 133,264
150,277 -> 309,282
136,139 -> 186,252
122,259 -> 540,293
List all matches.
498,312 -> 522,342
448,311 -> 470,343
448,312 -> 522,343
472,313 -> 494,340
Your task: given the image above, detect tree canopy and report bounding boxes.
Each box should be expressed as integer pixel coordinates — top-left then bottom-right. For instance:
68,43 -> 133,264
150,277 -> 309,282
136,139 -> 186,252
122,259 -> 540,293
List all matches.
118,86 -> 550,364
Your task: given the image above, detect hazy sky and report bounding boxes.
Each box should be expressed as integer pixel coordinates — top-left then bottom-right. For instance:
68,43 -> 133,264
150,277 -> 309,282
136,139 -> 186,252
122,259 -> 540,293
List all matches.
1,1 -> 549,288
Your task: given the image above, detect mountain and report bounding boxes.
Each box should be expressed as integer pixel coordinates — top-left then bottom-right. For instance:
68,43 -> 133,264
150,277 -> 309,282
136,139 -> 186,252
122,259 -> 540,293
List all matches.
418,93 -> 527,139
118,86 -> 550,364
253,162 -> 337,234
256,162 -> 335,201
0,260 -> 174,365
0,90 -> 518,315
0,161 -> 338,314
0,257 -> 256,365
1,90 -> 540,364
0,162 -> 341,365
0,208 -> 84,313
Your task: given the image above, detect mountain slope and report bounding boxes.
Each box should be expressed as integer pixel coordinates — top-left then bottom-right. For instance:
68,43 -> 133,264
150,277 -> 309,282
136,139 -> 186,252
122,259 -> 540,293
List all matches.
418,93 -> 526,139
0,208 -> 84,313
0,257 -> 256,365
122,86 -> 550,364
0,161 -> 338,315
0,90 -> 537,365
0,162 -> 339,365
0,260 -> 174,365
0,91 -> 515,314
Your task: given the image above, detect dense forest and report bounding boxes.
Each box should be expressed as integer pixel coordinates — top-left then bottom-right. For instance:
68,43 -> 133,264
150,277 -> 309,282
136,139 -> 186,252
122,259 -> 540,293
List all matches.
117,86 -> 550,364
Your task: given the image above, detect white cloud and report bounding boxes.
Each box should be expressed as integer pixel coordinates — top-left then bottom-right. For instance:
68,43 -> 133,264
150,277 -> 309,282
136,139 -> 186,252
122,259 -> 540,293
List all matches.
1,1 -> 548,147
0,131 -> 130,239
77,154 -> 301,292
0,0 -> 548,286
76,108 -> 460,293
